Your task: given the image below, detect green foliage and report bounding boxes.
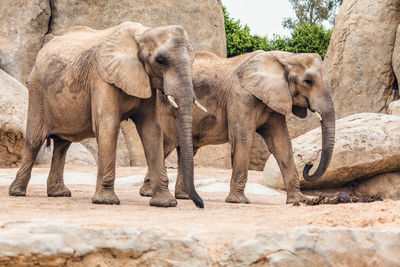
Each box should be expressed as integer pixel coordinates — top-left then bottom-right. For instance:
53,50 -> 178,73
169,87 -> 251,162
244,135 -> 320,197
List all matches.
223,7 -> 332,59
270,23 -> 332,59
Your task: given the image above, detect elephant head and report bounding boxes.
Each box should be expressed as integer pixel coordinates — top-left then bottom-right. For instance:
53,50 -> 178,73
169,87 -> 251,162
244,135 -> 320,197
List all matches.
238,51 -> 335,182
95,22 -> 204,207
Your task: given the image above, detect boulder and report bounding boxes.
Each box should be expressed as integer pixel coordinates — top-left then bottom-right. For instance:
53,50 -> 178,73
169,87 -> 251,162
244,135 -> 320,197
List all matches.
351,172 -> 400,200
264,113 -> 400,189
0,69 -> 28,167
324,0 -> 400,119
219,227 -> 400,266
0,0 -> 51,83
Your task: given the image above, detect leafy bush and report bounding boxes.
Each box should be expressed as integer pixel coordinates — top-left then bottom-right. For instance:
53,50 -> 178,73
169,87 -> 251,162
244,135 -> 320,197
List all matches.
224,7 -> 332,59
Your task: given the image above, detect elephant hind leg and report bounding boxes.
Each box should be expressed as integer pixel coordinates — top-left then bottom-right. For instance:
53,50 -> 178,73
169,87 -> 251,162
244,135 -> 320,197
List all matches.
9,130 -> 46,196
47,137 -> 72,197
139,134 -> 177,198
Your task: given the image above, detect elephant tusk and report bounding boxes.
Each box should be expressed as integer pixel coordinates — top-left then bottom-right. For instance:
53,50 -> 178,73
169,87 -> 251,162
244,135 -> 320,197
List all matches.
315,111 -> 322,122
167,95 -> 178,109
194,100 -> 207,113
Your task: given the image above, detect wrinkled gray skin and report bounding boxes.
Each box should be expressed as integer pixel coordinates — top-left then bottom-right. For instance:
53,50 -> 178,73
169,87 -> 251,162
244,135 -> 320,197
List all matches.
9,22 -> 204,208
140,50 -> 335,204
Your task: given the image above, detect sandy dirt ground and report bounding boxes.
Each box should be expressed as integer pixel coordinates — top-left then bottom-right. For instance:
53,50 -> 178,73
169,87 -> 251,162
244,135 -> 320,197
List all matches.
1,164 -> 400,257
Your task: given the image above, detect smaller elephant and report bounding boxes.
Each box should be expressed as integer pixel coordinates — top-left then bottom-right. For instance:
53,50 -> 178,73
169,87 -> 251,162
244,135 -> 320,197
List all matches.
9,22 -> 205,208
140,50 -> 335,204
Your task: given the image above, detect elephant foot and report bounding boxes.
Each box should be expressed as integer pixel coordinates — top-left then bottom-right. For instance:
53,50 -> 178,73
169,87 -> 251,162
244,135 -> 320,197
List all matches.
47,183 -> 71,197
9,180 -> 27,196
286,191 -> 308,205
139,182 -> 153,197
92,187 -> 120,205
150,190 -> 177,207
225,192 -> 250,204
174,186 -> 189,199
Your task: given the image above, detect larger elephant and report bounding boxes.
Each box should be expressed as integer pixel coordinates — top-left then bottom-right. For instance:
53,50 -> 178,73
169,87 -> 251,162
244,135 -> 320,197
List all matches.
9,22 -> 204,208
140,50 -> 335,204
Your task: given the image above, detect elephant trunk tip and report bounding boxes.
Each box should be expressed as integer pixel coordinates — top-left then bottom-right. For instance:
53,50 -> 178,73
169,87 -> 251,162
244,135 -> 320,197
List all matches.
189,191 -> 204,209
303,163 -> 320,182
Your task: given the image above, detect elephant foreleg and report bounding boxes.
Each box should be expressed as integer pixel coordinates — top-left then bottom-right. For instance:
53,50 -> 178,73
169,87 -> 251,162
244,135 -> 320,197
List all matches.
91,84 -> 121,205
225,127 -> 255,204
135,100 -> 177,207
47,137 -> 72,197
259,113 -> 307,204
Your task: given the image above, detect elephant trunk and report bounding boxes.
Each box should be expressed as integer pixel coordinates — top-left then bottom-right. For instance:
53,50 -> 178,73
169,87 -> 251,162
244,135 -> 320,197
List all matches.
175,94 -> 204,208
165,67 -> 203,208
303,95 -> 335,182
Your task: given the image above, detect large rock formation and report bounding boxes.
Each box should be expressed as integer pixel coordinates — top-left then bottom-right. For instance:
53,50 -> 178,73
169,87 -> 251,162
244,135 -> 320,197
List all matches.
0,70 -> 28,167
325,0 -> 400,119
0,0 -> 51,83
264,113 -> 400,190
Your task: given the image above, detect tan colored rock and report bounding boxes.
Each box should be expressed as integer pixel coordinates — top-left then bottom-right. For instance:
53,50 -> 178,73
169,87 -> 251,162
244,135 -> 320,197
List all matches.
264,113 -> 400,190
219,227 -> 400,266
0,69 -> 28,167
35,143 -> 96,166
49,0 -> 226,57
387,99 -> 400,116
351,172 -> 400,200
325,0 -> 400,119
0,0 -> 51,83
0,222 -> 212,266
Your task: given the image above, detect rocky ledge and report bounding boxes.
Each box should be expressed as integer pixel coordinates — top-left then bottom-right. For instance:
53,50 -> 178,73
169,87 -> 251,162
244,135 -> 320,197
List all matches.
1,221 -> 399,266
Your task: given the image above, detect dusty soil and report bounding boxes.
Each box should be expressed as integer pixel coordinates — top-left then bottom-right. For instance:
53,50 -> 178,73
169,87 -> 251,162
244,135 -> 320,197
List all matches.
1,164 -> 400,258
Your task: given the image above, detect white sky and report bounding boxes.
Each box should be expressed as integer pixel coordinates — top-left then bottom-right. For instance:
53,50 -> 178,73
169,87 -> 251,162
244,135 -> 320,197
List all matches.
221,0 -> 296,38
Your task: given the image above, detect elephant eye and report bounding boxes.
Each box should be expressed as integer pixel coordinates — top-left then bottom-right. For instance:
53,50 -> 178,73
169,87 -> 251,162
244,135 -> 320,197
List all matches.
304,79 -> 313,86
155,56 -> 166,66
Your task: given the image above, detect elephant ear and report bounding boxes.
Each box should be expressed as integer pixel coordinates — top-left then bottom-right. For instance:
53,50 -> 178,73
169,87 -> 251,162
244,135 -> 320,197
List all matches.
96,23 -> 151,98
237,52 -> 292,116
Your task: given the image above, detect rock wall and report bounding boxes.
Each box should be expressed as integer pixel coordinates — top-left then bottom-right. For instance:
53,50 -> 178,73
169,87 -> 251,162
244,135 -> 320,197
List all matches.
325,0 -> 400,119
0,0 -> 51,83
